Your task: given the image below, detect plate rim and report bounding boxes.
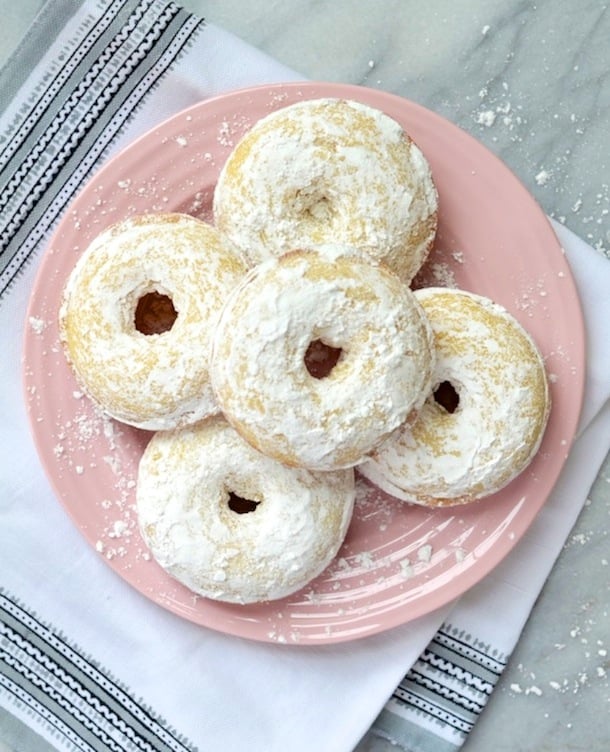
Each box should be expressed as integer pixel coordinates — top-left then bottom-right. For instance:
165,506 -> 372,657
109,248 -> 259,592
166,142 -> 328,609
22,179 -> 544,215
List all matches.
22,81 -> 586,644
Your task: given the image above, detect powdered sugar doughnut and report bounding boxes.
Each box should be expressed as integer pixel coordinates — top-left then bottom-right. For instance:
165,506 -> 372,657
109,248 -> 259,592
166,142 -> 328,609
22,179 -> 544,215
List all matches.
136,416 -> 355,603
359,288 -> 551,506
210,246 -> 435,471
213,98 -> 438,283
59,213 -> 247,430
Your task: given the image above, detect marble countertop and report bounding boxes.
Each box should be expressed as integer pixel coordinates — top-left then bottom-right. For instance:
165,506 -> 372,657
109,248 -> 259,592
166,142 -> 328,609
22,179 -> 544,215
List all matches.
2,2 -> 609,751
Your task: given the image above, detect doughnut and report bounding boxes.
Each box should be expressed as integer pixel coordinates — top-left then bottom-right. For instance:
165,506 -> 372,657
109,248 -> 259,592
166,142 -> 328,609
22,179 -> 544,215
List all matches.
59,213 -> 247,430
136,416 -> 356,603
210,245 -> 436,471
359,288 -> 551,506
213,97 -> 438,284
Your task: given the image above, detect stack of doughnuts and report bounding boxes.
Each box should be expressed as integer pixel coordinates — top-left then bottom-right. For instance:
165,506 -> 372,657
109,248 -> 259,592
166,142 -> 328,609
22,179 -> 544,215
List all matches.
59,97 -> 550,605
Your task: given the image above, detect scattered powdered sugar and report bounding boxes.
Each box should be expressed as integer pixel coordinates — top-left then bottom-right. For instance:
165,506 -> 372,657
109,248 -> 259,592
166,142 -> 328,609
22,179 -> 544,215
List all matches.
506,588 -> 609,710
216,113 -> 252,149
217,121 -> 233,147
354,551 -> 375,569
400,559 -> 414,579
267,630 -> 303,644
353,478 -> 399,533
45,384 -> 151,565
535,169 -> 551,186
109,519 -> 129,538
473,80 -> 523,137
28,316 -> 46,334
514,273 -> 551,317
470,73 -> 609,257
413,246 -> 464,289
510,682 -> 543,696
428,262 -> 458,287
95,485 -> 140,561
475,109 -> 497,128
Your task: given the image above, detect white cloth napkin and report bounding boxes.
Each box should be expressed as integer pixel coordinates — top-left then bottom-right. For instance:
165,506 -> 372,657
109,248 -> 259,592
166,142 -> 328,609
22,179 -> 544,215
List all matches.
0,3 -> 608,752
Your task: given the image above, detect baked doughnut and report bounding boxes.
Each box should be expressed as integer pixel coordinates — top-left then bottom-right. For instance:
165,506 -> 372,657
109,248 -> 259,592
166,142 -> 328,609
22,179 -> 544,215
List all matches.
136,416 -> 356,603
210,245 -> 436,471
213,97 -> 438,284
359,288 -> 551,506
59,213 -> 246,430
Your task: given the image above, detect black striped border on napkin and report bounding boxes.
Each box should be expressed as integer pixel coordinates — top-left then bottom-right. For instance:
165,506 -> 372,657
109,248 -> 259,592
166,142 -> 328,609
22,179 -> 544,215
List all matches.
0,0 -> 202,302
0,590 -> 194,751
369,623 -> 508,749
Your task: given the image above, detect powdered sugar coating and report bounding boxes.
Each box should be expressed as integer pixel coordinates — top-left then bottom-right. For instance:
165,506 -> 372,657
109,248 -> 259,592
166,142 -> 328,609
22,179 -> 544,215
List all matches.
210,246 -> 436,471
59,213 -> 247,430
359,288 -> 551,506
136,416 -> 355,604
213,98 -> 438,283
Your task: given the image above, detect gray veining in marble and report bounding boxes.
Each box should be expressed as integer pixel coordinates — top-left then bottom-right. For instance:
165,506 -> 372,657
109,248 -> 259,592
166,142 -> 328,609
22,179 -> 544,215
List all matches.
195,0 -> 610,260
1,1 -> 608,751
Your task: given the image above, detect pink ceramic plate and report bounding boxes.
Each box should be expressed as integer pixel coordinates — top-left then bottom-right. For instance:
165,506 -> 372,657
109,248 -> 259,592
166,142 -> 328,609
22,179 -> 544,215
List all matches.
23,83 -> 585,644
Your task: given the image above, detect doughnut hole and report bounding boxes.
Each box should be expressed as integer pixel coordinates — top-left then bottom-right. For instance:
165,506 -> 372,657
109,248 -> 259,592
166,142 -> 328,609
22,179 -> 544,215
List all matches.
134,290 -> 177,335
227,491 -> 260,515
304,338 -> 343,379
433,380 -> 460,414
304,195 -> 332,221
293,186 -> 334,225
